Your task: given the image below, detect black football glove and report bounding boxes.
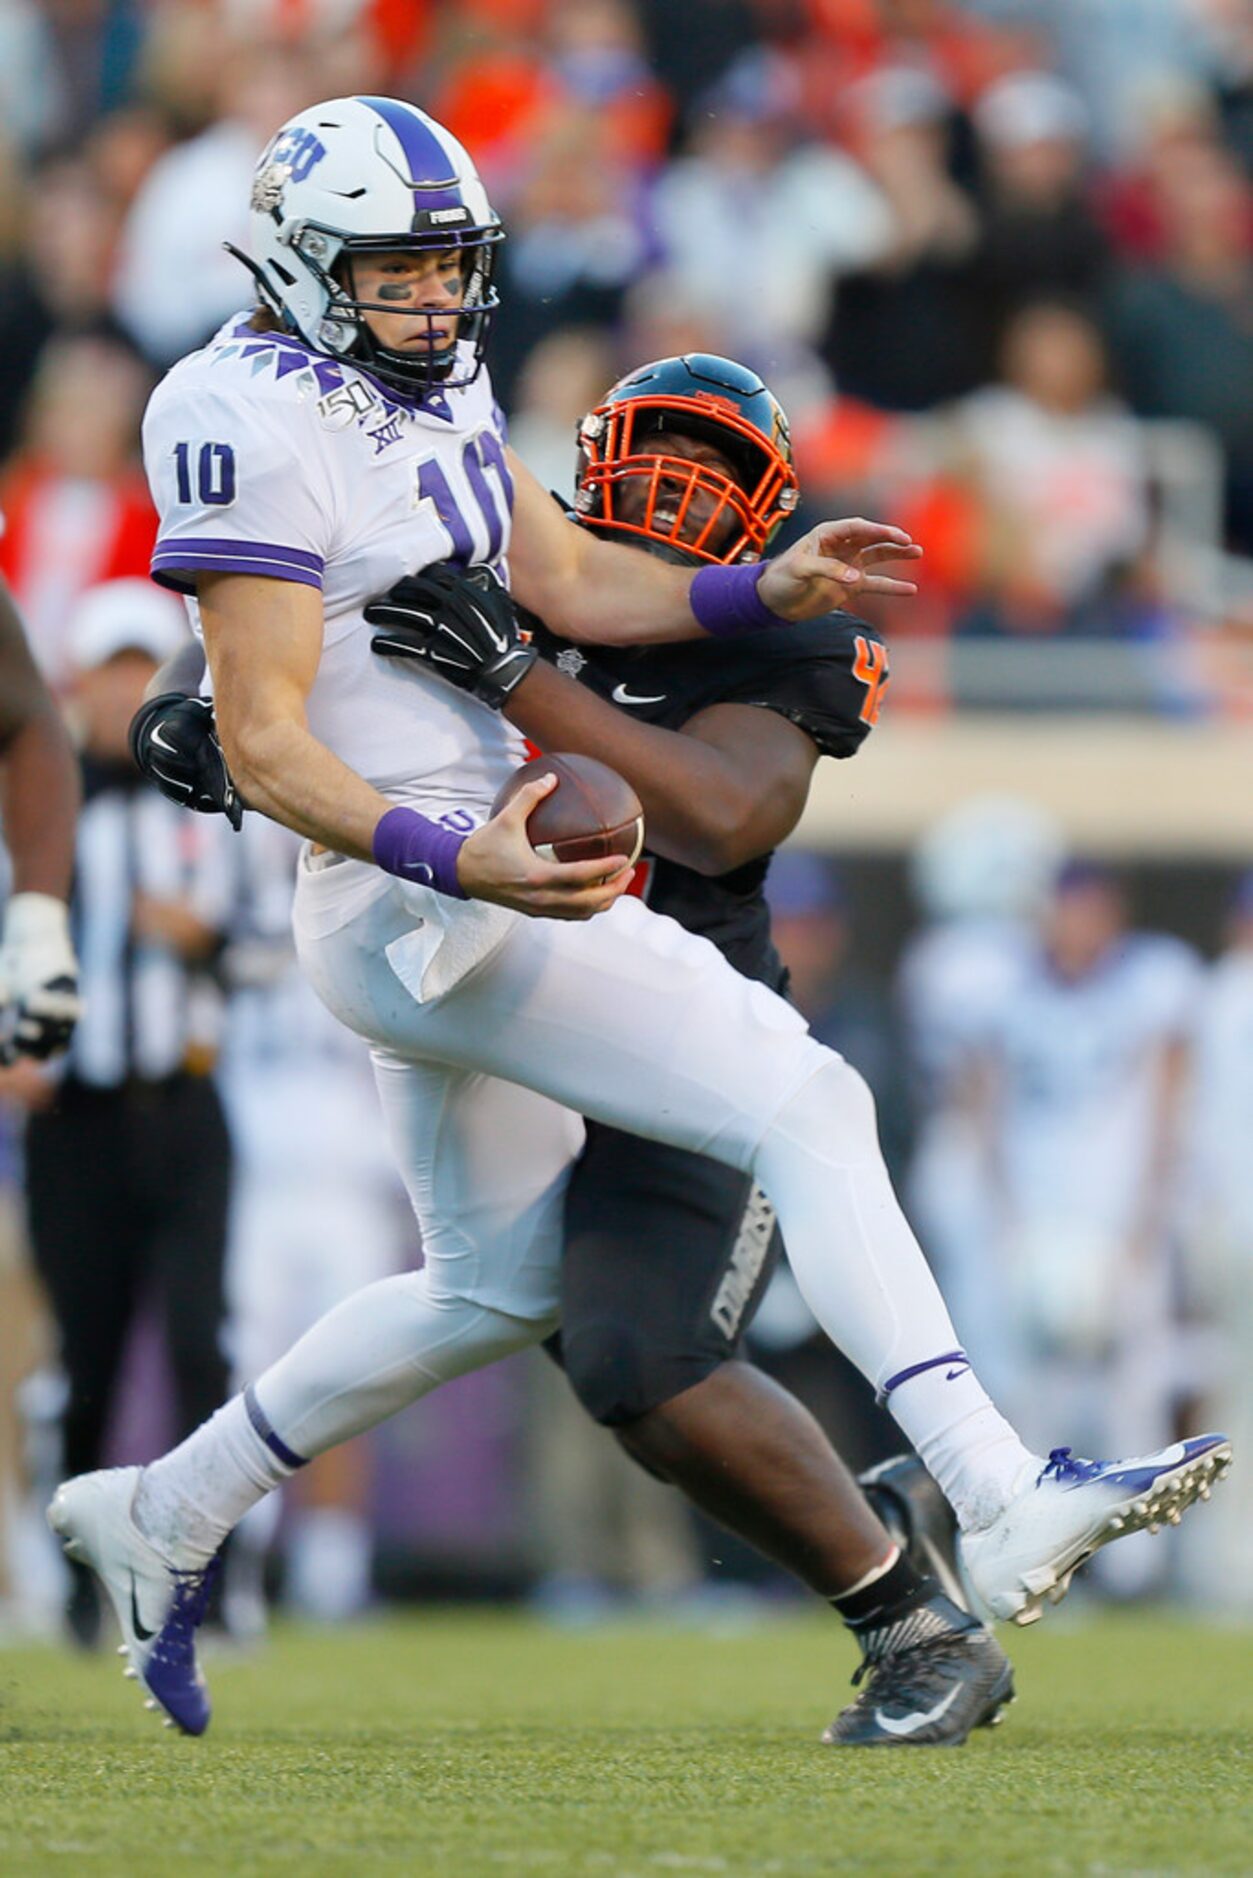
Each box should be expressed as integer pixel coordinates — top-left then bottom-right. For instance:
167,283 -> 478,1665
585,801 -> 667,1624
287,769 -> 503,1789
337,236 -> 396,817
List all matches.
128,692 -> 244,830
364,562 -> 537,710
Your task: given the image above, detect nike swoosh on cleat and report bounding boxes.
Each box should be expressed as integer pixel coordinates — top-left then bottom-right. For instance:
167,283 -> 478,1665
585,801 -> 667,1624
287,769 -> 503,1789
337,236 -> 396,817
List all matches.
130,1572 -> 156,1643
873,1683 -> 962,1737
611,684 -> 667,706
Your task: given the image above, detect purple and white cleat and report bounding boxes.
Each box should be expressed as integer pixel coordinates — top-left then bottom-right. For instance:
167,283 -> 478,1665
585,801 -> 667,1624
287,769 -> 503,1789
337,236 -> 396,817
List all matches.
47,1467 -> 218,1736
961,1436 -> 1233,1626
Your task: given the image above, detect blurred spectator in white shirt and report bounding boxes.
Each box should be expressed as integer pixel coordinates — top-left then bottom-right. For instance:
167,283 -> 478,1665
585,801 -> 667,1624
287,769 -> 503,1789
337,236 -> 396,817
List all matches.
0,0 -> 64,155
951,298 -> 1151,633
650,48 -> 895,355
111,39 -> 320,366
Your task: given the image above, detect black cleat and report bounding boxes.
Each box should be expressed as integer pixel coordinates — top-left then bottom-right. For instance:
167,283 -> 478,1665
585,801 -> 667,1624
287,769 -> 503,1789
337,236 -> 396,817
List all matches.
860,1452 -> 968,1611
824,1595 -> 1015,1748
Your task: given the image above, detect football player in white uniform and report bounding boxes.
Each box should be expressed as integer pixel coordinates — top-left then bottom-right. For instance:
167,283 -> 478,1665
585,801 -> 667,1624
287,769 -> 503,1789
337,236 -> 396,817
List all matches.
899,798 -> 1064,1401
47,96 -> 1229,1735
1180,872 -> 1253,1612
219,814 -> 409,1623
972,861 -> 1203,1595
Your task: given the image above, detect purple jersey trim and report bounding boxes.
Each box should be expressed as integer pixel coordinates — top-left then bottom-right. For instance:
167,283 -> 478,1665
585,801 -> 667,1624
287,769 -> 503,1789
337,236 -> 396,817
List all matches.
356,96 -> 464,214
151,537 -> 324,595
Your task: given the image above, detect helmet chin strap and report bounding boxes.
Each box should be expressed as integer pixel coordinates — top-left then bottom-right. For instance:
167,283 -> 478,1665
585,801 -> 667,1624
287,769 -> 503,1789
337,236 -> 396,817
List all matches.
369,336 -> 459,390
224,242 -> 282,313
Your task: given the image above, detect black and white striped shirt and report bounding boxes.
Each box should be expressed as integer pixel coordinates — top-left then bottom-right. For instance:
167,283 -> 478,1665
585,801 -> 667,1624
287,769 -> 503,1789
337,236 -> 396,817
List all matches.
67,760 -> 237,1087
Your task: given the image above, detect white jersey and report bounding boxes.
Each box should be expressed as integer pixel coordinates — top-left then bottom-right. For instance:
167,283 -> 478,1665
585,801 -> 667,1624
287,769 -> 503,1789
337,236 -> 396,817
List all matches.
1186,949 -> 1253,1242
983,931 -> 1200,1236
898,916 -> 1033,1108
142,314 -> 528,822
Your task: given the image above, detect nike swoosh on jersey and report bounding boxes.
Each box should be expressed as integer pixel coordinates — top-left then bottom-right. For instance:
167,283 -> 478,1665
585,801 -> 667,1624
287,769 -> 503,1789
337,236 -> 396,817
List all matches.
130,1572 -> 157,1643
611,684 -> 667,706
873,1683 -> 962,1738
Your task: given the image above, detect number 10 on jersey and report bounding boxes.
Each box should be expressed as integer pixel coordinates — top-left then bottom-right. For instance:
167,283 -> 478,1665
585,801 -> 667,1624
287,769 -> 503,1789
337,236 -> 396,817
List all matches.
174,441 -> 237,508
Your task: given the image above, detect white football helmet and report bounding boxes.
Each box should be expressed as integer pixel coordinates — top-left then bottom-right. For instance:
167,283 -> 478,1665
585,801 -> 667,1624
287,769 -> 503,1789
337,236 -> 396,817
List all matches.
911,795 -> 1065,924
233,95 -> 503,396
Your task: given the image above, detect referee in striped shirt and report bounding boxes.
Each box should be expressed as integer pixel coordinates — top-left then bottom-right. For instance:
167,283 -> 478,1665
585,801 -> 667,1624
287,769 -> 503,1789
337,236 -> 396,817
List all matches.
18,582 -> 236,1644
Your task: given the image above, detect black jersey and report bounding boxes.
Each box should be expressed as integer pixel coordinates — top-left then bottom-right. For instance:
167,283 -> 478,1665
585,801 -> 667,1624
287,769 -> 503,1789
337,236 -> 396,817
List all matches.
527,611 -> 887,987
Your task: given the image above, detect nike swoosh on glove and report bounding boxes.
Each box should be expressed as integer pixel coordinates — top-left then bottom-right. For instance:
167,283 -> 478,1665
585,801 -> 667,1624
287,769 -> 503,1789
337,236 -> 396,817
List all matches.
0,892 -> 83,1062
129,693 -> 244,830
364,562 -> 537,710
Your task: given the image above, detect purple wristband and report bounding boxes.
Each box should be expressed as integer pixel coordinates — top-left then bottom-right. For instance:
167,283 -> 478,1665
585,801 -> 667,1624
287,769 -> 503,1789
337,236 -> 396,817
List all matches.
689,561 -> 786,638
372,806 -> 468,898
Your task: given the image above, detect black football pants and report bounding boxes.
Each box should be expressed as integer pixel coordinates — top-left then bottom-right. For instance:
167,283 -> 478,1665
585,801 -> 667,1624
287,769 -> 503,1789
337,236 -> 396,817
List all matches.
547,1120 -> 784,1425
25,1073 -> 232,1481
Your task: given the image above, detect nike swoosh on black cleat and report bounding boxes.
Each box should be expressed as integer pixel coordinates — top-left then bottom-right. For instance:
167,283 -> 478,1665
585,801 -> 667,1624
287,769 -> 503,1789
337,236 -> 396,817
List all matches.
873,1683 -> 962,1738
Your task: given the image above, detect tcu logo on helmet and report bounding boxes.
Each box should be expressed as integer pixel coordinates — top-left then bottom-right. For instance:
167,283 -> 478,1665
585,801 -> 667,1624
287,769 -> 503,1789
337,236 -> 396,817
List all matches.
250,127 -> 327,212
269,126 -> 327,183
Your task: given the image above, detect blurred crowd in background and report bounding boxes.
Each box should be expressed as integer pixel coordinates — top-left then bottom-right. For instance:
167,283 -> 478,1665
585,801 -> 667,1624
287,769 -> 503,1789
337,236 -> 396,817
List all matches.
6,0 -> 1253,696
0,0 -> 1251,1644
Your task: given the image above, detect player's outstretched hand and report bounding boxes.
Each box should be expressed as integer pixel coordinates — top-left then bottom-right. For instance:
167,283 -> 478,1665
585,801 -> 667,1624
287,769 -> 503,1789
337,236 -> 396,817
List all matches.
457,774 -> 633,920
757,518 -> 922,619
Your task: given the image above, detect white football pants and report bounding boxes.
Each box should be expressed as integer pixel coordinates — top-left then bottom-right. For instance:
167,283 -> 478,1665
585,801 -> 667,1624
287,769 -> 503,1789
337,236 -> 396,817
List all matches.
268,850 -> 1028,1517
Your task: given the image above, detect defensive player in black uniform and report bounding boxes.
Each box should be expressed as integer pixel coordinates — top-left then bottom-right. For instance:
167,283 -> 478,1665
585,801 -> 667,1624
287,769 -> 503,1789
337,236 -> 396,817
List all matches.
131,356 -> 1012,1747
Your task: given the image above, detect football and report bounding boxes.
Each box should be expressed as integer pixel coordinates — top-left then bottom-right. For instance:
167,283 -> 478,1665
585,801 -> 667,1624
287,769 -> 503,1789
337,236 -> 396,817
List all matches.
491,753 -> 645,866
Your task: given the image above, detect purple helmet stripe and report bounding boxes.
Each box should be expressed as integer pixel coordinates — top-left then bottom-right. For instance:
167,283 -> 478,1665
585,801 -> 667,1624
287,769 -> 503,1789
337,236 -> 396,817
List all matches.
356,96 -> 464,213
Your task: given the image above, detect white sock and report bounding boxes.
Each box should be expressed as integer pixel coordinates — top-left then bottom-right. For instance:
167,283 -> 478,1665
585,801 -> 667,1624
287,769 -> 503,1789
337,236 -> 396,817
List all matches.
135,1271 -> 550,1566
754,1059 -> 1034,1527
135,1393 -> 291,1569
886,1365 -> 1033,1530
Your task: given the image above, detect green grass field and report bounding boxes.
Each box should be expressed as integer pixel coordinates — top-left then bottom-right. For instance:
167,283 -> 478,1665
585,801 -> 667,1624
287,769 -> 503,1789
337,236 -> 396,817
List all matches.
1,1609 -> 1250,1877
